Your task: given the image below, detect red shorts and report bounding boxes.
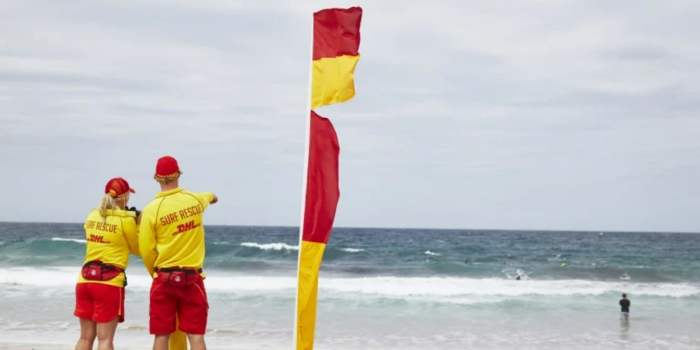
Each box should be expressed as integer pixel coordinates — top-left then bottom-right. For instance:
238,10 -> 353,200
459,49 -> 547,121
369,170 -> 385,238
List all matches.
74,283 -> 125,323
149,272 -> 208,335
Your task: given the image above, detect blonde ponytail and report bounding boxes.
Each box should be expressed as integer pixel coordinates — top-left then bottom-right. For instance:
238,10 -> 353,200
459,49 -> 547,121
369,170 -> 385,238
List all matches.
99,194 -> 118,217
99,192 -> 129,217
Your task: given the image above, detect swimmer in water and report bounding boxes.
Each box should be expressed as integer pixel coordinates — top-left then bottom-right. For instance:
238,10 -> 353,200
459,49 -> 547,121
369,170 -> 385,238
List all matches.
619,293 -> 631,320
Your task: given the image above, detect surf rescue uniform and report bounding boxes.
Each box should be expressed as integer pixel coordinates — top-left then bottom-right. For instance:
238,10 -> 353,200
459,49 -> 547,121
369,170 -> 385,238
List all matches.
74,209 -> 139,323
139,188 -> 215,335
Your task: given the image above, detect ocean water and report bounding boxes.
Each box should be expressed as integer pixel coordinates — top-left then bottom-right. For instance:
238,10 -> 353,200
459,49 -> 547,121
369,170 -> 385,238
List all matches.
0,222 -> 699,349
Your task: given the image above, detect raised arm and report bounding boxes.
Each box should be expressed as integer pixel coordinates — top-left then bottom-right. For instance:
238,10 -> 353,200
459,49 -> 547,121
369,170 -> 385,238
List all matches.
196,192 -> 218,208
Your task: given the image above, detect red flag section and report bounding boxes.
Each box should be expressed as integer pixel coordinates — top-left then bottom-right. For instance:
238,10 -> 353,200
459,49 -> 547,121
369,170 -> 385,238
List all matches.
302,111 -> 340,244
313,7 -> 362,60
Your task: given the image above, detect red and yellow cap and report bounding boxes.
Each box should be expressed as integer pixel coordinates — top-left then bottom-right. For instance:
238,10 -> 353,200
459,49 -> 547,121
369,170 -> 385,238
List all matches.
155,155 -> 181,177
104,177 -> 135,198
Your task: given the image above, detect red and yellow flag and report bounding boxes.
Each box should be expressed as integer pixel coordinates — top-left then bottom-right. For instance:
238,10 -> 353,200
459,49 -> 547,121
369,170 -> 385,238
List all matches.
311,7 -> 362,109
296,111 -> 341,350
295,7 -> 362,350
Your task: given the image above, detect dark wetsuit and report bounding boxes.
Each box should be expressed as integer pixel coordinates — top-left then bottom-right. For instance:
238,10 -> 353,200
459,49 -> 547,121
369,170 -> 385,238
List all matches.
620,298 -> 630,313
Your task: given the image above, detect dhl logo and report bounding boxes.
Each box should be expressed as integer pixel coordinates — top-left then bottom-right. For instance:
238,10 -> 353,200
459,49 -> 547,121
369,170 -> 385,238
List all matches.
174,220 -> 199,236
88,234 -> 110,244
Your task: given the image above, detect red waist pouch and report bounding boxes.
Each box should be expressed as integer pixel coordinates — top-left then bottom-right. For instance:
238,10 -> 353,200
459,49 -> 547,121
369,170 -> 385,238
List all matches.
81,261 -> 123,281
156,269 -> 202,287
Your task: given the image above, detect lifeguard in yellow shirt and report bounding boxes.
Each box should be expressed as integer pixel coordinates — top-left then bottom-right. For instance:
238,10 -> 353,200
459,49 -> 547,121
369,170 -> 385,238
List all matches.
74,177 -> 140,350
139,156 -> 218,350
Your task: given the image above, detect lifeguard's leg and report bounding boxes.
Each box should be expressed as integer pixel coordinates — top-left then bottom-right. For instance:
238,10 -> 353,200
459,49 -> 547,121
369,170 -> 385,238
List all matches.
153,334 -> 170,350
75,318 -> 96,350
187,334 -> 206,350
96,318 -> 118,350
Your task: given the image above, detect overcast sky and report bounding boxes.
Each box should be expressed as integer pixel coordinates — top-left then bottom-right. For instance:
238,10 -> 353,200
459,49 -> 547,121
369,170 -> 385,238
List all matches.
1,1 -> 699,232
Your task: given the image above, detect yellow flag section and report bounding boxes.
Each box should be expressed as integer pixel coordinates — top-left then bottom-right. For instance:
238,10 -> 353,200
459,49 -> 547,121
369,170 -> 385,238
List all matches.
312,55 -> 360,108
168,330 -> 187,350
296,241 -> 327,348
295,111 -> 342,350
310,7 -> 362,109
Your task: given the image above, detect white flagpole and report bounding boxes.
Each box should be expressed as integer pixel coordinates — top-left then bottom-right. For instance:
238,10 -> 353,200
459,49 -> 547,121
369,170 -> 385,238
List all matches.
293,10 -> 315,350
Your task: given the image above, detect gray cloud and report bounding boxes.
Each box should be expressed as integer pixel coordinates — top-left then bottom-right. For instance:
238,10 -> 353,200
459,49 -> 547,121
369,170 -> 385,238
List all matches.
0,0 -> 698,232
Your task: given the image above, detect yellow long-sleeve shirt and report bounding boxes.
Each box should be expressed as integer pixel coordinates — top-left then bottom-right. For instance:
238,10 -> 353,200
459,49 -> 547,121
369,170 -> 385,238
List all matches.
78,208 -> 139,287
139,188 -> 214,276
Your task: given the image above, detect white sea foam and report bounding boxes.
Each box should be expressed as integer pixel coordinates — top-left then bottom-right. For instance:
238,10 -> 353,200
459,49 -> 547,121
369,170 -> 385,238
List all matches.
51,237 -> 86,244
1,267 -> 697,300
341,248 -> 364,253
424,250 -> 441,256
240,242 -> 298,251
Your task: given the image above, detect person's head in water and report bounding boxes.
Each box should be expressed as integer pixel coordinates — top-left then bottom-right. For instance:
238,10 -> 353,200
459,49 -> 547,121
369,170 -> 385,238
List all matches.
154,155 -> 181,190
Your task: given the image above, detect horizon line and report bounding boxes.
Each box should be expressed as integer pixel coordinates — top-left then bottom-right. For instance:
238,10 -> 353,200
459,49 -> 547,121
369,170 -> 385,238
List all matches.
0,220 -> 698,235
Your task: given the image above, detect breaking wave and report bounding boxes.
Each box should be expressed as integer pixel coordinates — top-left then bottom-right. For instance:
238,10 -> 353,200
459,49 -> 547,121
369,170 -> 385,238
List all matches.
240,242 -> 298,251
1,267 -> 697,301
50,237 -> 86,244
340,248 -> 364,253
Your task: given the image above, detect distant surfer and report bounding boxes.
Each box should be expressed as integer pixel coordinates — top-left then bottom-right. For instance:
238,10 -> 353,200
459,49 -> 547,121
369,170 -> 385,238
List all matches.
139,156 -> 218,350
74,177 -> 140,350
619,293 -> 631,320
